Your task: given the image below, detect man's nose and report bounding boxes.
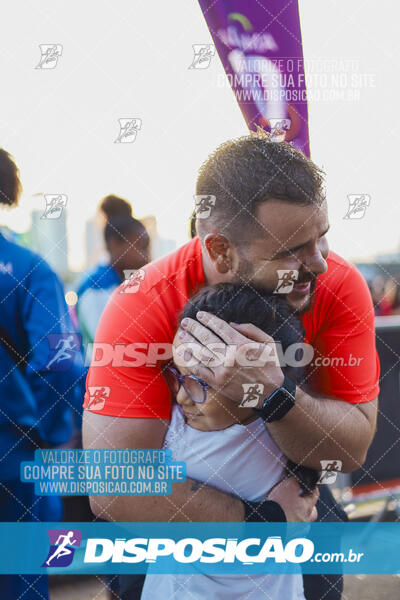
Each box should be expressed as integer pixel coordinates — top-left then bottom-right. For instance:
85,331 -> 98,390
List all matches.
303,244 -> 328,276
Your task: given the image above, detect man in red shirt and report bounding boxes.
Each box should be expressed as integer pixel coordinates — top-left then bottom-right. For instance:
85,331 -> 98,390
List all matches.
83,132 -> 378,527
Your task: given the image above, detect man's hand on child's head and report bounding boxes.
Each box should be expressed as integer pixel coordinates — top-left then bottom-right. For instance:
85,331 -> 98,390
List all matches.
177,311 -> 285,406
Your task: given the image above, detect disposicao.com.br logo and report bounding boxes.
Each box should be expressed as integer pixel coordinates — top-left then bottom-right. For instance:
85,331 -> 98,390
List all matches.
40,533 -> 364,570
84,536 -> 314,565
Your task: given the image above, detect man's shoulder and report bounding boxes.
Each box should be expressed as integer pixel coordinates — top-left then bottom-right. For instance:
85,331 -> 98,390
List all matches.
313,250 -> 371,316
139,237 -> 204,295
326,250 -> 355,273
96,237 -> 204,342
321,250 -> 364,291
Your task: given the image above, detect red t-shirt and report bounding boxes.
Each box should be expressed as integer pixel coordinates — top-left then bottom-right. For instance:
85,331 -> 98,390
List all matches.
300,252 -> 380,403
84,237 -> 380,418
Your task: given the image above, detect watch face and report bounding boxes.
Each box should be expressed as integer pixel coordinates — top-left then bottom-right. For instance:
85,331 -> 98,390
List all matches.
259,382 -> 296,422
267,388 -> 288,409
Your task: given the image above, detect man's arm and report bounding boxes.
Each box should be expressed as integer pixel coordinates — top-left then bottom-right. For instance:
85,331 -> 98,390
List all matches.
82,411 -> 318,522
83,411 -> 245,522
266,391 -> 378,472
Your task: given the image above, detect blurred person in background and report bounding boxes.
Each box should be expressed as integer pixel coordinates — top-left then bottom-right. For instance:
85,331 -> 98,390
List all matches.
388,280 -> 400,315
76,195 -> 150,345
375,277 -> 400,316
0,149 -> 85,599
369,274 -> 386,315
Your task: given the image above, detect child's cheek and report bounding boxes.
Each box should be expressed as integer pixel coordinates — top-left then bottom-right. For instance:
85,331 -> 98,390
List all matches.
204,404 -> 220,423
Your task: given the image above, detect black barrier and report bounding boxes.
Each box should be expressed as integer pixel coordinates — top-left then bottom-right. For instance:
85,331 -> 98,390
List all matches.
350,317 -> 400,488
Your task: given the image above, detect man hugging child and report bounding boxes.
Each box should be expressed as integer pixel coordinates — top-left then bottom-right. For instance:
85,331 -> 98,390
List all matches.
142,282 -> 317,600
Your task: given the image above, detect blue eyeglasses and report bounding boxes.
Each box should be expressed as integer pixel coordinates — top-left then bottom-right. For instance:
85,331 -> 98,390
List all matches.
163,364 -> 209,404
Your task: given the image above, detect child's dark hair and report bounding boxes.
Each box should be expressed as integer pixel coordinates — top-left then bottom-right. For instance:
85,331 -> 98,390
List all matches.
182,282 -> 304,363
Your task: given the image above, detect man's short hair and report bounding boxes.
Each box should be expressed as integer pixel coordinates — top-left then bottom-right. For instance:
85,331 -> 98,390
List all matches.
195,130 -> 325,240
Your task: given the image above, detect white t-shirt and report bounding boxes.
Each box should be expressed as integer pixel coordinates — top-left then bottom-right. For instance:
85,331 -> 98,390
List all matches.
141,404 -> 305,600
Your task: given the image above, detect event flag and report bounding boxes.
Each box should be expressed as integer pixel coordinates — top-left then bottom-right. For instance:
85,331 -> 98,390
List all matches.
197,0 -> 310,155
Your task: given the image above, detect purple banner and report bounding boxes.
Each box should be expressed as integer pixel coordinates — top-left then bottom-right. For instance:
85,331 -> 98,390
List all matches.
198,0 -> 310,156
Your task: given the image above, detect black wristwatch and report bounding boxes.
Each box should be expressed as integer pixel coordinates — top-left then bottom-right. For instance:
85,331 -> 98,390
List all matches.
253,373 -> 296,422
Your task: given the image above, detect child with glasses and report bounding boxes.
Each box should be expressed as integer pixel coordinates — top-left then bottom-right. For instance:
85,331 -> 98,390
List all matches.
141,283 -> 311,600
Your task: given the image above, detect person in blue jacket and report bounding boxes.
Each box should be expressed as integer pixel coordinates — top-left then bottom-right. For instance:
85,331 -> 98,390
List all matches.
76,195 -> 150,345
0,148 -> 85,599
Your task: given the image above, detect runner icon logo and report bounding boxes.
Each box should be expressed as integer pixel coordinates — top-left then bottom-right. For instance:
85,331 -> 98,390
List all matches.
188,44 -> 215,69
115,118 -> 142,143
35,44 -> 63,69
194,195 -> 216,218
274,270 -> 299,294
87,386 -> 111,411
318,460 -> 343,485
269,118 -> 291,141
45,333 -> 81,371
41,194 -> 67,219
120,269 -> 146,294
42,529 -> 82,567
240,383 -> 264,408
344,195 -> 370,220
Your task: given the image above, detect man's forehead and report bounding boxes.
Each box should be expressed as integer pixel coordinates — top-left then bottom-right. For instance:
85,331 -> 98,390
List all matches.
254,199 -> 328,250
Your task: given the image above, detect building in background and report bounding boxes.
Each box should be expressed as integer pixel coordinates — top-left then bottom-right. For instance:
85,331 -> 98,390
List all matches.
84,216 -> 106,270
30,209 -> 69,278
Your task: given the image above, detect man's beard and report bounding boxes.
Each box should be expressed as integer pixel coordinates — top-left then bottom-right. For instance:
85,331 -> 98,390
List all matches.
234,256 -> 256,286
236,262 -> 317,312
292,276 -> 317,315
233,256 -> 318,313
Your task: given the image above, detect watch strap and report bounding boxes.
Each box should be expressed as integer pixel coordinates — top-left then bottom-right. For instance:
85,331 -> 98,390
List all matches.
243,499 -> 287,522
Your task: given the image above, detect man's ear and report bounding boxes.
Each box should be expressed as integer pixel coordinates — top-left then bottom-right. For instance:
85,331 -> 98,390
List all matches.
204,233 -> 233,274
